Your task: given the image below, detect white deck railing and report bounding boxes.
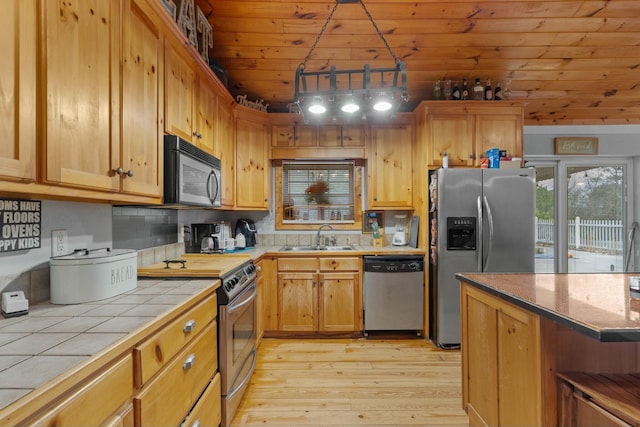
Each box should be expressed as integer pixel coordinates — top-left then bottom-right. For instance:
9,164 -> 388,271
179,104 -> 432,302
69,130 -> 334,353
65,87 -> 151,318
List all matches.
536,217 -> 623,254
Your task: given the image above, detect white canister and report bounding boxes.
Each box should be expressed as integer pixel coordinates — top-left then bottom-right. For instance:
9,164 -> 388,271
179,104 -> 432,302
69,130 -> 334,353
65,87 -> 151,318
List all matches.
50,248 -> 137,304
236,233 -> 246,248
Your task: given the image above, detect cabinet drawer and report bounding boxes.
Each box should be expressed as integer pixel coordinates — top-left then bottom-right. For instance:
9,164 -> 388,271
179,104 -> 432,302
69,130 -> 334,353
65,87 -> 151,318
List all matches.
319,257 -> 360,271
181,372 -> 222,427
278,257 -> 318,271
135,320 -> 218,427
134,293 -> 216,387
27,355 -> 133,427
574,393 -> 632,427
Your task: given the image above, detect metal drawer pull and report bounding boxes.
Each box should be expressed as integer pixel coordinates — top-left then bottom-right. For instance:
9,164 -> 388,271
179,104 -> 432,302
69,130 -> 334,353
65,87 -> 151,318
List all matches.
191,420 -> 200,427
183,354 -> 196,370
183,319 -> 196,333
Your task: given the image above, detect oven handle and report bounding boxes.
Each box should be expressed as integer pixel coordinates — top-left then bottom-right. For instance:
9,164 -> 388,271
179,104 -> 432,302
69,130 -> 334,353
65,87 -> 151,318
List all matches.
226,348 -> 257,400
227,282 -> 257,315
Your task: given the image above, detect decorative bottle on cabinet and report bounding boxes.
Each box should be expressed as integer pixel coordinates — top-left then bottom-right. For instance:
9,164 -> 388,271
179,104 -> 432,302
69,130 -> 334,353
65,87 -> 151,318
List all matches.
461,78 -> 469,100
494,82 -> 502,100
473,78 -> 483,100
484,79 -> 493,100
452,82 -> 461,100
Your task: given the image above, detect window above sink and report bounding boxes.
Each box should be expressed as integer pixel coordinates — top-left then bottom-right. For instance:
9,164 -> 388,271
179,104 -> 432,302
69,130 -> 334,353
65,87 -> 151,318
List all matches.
275,161 -> 363,231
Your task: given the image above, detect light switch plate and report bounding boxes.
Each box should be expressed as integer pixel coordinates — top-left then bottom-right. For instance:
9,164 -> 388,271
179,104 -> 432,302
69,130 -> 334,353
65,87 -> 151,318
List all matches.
51,229 -> 68,257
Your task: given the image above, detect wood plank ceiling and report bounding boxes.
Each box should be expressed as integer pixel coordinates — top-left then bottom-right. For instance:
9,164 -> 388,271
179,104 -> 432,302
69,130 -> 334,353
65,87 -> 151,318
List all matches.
195,0 -> 640,125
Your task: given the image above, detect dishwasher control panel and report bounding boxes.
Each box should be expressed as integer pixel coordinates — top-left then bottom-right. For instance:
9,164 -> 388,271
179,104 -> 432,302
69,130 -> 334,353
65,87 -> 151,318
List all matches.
363,255 -> 424,273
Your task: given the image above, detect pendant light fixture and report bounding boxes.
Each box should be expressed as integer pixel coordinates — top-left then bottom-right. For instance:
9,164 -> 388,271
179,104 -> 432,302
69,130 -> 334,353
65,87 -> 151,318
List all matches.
293,0 -> 408,122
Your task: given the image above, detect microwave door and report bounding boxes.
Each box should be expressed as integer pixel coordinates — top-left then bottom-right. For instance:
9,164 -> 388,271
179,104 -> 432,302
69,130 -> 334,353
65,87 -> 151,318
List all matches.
179,154 -> 217,206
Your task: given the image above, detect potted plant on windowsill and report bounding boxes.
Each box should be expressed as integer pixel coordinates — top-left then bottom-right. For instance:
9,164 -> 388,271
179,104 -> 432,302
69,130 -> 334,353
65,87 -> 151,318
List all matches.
305,179 -> 329,205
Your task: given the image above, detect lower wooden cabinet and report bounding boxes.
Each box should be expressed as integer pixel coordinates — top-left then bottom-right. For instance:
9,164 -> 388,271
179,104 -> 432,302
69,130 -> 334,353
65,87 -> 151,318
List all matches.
461,282 -> 542,427
134,320 -> 218,427
25,356 -> 134,427
181,373 -> 222,427
558,373 -> 640,427
276,256 -> 362,333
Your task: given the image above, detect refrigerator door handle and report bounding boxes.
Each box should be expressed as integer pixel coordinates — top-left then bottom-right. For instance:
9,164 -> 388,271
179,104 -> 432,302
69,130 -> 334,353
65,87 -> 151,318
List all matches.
483,195 -> 495,270
477,196 -> 483,271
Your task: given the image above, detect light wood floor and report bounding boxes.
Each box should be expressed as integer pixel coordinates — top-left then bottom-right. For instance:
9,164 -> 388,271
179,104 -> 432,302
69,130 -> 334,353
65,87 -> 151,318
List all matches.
231,338 -> 469,427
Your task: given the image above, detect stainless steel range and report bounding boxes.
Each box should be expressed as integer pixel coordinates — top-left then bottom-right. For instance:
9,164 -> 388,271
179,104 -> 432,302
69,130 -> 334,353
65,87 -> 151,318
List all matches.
217,260 -> 258,427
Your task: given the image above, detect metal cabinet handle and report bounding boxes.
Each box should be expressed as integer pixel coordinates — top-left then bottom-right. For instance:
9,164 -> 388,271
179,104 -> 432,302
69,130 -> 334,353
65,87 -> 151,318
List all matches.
191,420 -> 200,427
183,354 -> 196,370
193,131 -> 203,139
113,167 -> 133,177
183,319 -> 196,333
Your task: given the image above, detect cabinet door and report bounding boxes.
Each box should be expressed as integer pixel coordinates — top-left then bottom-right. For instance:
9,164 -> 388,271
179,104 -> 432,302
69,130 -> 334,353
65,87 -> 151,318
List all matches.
43,0 -> 120,191
464,287 -> 499,427
277,272 -> 316,331
319,272 -> 360,331
216,100 -> 235,208
165,42 -> 195,141
341,125 -> 365,147
121,0 -> 163,197
497,303 -> 541,427
294,123 -> 317,146
368,122 -> 413,209
272,124 -> 295,147
318,126 -> 341,147
429,113 -> 475,167
0,0 -> 36,181
475,114 -> 522,165
236,112 -> 269,209
195,78 -> 217,155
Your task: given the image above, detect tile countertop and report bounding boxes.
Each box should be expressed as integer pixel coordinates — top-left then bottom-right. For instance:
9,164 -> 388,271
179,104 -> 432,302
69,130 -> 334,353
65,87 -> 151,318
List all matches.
456,272 -> 640,342
0,278 -> 218,411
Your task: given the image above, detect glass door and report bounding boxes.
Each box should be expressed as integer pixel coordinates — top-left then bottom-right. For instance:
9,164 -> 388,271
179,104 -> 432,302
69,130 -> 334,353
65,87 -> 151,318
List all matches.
530,159 -> 632,273
566,164 -> 626,273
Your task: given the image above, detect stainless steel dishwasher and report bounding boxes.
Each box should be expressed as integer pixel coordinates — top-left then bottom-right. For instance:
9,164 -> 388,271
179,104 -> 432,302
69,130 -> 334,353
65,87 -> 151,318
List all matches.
363,255 -> 425,334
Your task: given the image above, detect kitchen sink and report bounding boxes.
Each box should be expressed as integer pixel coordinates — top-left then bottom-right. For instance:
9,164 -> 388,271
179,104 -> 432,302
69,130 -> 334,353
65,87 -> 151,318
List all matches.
279,245 -> 356,251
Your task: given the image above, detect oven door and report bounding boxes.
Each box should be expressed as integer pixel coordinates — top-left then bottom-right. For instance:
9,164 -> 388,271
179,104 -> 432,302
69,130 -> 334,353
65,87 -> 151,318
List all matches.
219,281 -> 257,426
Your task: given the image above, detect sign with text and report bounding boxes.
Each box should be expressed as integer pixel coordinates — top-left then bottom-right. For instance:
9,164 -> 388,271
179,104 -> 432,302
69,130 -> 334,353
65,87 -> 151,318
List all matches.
0,199 -> 41,252
554,137 -> 599,155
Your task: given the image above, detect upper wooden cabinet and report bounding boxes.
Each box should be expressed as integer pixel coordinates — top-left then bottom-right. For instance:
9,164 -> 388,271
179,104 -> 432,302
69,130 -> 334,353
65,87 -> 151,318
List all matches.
216,99 -> 236,208
235,106 -> 269,210
42,0 -> 121,192
0,0 -> 36,182
164,40 -> 196,142
121,0 -> 164,197
318,125 -> 365,147
366,115 -> 414,209
416,101 -> 524,168
270,114 -> 366,159
38,0 -> 162,200
271,114 -> 317,147
164,40 -> 221,156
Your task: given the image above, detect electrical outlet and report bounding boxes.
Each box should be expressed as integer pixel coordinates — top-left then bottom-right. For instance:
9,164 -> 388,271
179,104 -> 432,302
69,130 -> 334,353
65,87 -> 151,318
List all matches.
51,230 -> 68,257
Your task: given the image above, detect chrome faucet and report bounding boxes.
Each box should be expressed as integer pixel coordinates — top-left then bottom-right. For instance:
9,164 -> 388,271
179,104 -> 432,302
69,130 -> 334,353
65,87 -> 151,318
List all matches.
316,224 -> 334,248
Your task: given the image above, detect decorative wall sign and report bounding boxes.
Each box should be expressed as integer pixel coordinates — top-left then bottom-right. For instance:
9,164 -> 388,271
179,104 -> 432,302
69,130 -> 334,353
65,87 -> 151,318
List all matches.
0,199 -> 41,252
554,137 -> 599,155
160,0 -> 213,64
236,95 -> 269,112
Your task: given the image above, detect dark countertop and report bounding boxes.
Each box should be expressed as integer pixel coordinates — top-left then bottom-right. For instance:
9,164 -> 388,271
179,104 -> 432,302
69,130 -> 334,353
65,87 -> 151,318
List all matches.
456,272 -> 640,342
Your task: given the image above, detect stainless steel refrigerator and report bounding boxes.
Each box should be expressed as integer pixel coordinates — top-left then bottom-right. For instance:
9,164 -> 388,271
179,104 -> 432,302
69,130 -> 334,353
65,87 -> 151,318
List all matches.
428,168 -> 535,348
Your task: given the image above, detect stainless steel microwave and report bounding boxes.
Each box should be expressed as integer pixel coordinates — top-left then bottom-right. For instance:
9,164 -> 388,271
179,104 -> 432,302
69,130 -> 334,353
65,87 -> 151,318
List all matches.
164,135 -> 222,207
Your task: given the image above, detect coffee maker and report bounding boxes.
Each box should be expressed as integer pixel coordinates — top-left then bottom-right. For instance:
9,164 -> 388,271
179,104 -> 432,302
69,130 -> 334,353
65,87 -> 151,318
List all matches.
234,219 -> 257,247
189,223 -> 221,253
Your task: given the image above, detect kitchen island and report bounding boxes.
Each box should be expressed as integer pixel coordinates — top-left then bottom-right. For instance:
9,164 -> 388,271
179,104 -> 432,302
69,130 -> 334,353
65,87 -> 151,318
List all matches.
456,272 -> 640,427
